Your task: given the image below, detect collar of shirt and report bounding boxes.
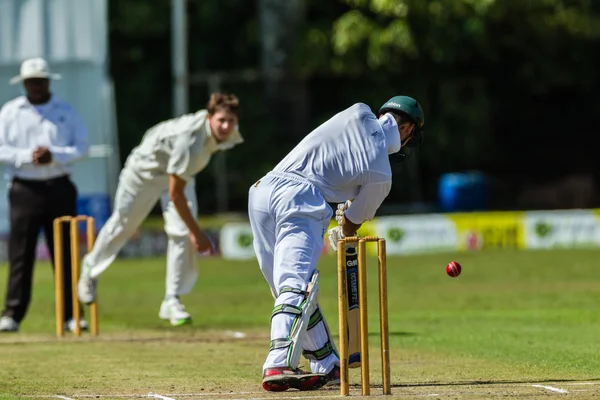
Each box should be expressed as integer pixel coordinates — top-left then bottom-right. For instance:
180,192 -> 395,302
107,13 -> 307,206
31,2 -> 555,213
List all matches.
203,118 -> 244,151
14,94 -> 59,110
378,113 -> 401,155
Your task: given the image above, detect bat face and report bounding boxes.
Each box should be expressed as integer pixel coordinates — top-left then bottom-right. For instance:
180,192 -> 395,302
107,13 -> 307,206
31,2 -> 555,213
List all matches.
345,245 -> 361,368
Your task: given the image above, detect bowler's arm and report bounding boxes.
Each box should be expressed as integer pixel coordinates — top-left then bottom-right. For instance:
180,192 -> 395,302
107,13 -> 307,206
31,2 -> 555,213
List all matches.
168,174 -> 203,238
166,133 -> 203,238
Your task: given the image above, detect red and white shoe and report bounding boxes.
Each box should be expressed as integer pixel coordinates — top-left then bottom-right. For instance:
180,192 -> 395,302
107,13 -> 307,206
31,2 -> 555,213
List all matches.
262,367 -> 328,392
325,365 -> 340,385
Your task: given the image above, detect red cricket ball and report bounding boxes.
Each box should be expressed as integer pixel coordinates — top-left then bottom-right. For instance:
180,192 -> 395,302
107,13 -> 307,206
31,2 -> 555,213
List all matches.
446,261 -> 462,277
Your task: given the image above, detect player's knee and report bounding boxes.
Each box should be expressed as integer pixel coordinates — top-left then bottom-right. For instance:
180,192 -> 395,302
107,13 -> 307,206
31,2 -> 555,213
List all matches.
274,287 -> 306,307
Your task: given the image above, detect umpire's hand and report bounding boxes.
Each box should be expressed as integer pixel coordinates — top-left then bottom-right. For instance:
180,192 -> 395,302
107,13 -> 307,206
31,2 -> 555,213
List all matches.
33,147 -> 52,164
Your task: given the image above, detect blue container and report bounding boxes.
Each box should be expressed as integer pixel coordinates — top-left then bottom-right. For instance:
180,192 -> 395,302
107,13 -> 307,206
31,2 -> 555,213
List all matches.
438,172 -> 487,212
76,194 -> 112,232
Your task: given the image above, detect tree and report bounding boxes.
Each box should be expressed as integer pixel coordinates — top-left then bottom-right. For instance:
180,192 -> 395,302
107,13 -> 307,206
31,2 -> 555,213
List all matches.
301,0 -> 600,195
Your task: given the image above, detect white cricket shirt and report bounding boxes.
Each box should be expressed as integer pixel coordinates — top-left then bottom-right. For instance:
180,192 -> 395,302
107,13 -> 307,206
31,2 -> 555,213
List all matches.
0,95 -> 89,180
124,109 -> 243,186
273,103 -> 400,224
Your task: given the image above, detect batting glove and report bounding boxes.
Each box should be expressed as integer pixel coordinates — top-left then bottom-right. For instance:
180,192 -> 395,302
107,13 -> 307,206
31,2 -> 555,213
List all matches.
335,200 -> 352,225
327,226 -> 345,252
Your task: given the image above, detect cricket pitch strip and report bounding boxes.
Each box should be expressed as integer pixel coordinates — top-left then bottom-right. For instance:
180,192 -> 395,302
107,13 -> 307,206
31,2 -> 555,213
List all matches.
22,380 -> 600,400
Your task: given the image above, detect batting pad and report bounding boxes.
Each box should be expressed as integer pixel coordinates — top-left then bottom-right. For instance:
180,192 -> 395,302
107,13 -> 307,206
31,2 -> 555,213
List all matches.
269,270 -> 321,369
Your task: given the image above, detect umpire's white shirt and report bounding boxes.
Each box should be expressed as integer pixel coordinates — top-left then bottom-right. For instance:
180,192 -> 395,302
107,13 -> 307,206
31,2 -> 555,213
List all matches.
0,95 -> 89,180
273,103 -> 400,224
123,109 -> 243,189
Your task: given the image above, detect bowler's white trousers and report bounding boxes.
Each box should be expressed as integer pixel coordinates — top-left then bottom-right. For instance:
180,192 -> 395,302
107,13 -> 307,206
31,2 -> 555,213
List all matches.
248,171 -> 339,374
83,167 -> 198,297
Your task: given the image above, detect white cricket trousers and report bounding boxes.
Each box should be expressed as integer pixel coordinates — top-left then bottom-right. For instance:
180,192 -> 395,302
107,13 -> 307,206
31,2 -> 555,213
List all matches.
83,167 -> 198,297
248,171 -> 339,374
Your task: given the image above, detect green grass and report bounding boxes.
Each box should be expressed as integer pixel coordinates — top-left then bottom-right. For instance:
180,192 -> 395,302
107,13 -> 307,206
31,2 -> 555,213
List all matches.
0,249 -> 599,399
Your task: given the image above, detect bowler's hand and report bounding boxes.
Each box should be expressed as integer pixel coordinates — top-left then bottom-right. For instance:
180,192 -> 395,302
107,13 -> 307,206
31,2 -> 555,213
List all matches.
327,226 -> 345,252
190,230 -> 216,255
33,147 -> 52,164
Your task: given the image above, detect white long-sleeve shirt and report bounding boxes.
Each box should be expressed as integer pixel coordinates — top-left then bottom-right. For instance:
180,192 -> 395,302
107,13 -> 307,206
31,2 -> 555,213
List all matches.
0,95 -> 89,180
123,109 -> 244,187
274,103 -> 401,224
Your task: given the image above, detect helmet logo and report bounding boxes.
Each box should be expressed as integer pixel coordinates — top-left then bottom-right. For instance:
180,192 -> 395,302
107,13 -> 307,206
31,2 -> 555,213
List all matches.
386,102 -> 403,108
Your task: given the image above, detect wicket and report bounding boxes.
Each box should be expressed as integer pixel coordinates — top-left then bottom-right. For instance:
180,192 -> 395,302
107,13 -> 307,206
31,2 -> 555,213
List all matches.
53,215 -> 99,337
338,236 -> 390,396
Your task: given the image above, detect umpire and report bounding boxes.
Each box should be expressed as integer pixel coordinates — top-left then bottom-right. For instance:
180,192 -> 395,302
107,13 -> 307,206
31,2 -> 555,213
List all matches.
0,58 -> 89,332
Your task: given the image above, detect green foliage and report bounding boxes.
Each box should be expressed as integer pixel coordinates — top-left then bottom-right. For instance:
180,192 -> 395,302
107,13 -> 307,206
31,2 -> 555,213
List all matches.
300,0 -> 600,195
107,0 -> 600,211
326,0 -> 600,77
326,0 -> 600,74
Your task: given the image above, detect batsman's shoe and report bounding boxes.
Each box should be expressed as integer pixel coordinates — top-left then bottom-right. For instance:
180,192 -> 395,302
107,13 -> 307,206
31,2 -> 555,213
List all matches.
77,260 -> 97,304
159,297 -> 192,326
261,367 -> 328,392
325,365 -> 340,385
65,318 -> 89,333
0,316 -> 19,332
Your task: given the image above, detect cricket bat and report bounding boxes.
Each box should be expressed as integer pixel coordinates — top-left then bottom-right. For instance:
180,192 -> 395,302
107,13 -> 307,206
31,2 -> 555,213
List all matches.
345,244 -> 361,368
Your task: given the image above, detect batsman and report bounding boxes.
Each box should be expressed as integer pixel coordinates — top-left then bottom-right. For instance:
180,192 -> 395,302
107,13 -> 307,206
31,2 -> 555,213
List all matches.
247,95 -> 425,392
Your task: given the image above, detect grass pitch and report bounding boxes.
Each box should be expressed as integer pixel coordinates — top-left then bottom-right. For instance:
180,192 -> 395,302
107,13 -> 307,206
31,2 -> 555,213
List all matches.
0,249 -> 599,399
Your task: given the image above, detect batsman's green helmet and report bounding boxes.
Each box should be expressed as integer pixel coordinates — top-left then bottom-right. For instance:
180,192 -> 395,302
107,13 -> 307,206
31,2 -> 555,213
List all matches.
379,95 -> 425,147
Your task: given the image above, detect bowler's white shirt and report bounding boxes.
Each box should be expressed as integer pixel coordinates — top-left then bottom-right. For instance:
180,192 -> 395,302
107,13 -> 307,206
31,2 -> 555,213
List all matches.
0,95 -> 89,180
124,109 -> 243,185
274,103 -> 400,224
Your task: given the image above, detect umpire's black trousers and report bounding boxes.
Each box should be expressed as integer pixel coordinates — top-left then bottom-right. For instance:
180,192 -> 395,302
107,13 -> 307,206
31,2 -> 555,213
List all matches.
1,175 -> 80,324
